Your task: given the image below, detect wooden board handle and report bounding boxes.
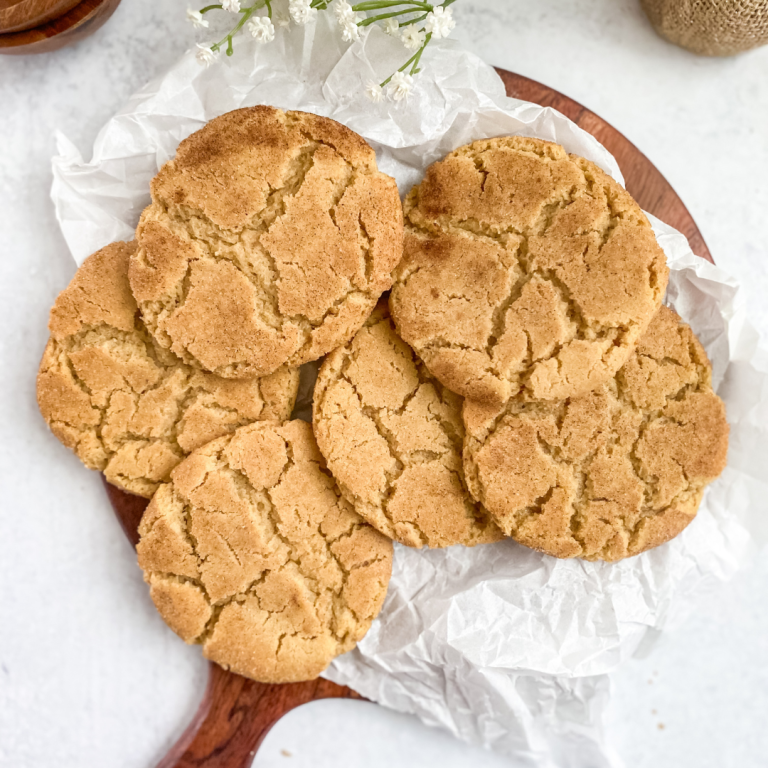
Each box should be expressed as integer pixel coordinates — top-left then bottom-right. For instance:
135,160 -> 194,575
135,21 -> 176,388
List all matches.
103,480 -> 364,768
104,480 -> 363,768
155,664 -> 361,768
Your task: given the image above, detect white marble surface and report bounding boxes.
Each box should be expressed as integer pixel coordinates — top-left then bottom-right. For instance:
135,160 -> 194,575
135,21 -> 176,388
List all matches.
0,1 -> 767,767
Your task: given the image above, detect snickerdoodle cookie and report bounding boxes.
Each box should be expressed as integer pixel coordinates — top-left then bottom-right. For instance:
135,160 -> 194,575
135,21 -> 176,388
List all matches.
463,306 -> 728,561
313,303 -> 503,548
390,136 -> 669,406
137,420 -> 393,683
129,106 -> 403,379
37,241 -> 299,498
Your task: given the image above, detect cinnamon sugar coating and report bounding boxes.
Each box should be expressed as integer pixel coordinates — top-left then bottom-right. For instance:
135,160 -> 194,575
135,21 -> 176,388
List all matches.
390,136 -> 669,405
313,303 -> 503,548
37,242 -> 298,497
463,307 -> 729,561
130,106 -> 403,379
137,420 -> 393,682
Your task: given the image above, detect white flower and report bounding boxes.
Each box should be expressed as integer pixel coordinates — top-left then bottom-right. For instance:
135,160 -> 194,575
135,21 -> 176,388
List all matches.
386,70 -> 413,101
221,0 -> 241,12
333,0 -> 360,40
195,43 -> 218,66
365,81 -> 384,103
289,0 -> 317,24
340,17 -> 360,41
425,5 -> 455,39
247,16 -> 275,42
333,0 -> 355,22
400,26 -> 426,51
187,8 -> 209,28
383,18 -> 399,37
274,9 -> 290,27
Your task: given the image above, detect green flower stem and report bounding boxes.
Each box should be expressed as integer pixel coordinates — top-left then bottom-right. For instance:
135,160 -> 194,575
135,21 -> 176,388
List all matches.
358,9 -> 412,26
398,12 -> 427,26
353,1 -> 433,12
380,30 -> 431,86
400,0 -> 453,22
211,0 -> 265,54
199,4 -> 223,13
407,30 -> 431,73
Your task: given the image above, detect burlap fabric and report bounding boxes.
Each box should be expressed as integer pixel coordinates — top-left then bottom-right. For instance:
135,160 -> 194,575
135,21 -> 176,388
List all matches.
641,0 -> 768,56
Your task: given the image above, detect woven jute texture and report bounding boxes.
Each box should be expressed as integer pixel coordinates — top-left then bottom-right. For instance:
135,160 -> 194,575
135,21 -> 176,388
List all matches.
641,0 -> 768,56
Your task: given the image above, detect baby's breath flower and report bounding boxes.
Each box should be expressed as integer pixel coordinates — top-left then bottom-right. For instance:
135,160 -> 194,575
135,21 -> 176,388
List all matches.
386,70 -> 413,101
383,17 -> 399,36
195,43 -> 218,66
400,26 -> 426,51
289,0 -> 317,24
341,16 -> 360,41
187,8 -> 209,28
333,0 -> 360,41
425,5 -> 455,39
247,15 -> 275,42
186,0 -> 459,91
333,0 -> 355,22
274,9 -> 290,27
365,81 -> 384,103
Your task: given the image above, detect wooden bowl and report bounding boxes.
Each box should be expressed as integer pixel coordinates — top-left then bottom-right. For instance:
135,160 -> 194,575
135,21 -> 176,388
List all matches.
0,0 -> 120,54
0,0 -> 81,33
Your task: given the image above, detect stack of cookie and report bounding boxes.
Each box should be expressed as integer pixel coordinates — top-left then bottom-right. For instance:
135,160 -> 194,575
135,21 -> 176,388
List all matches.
382,136 -> 729,562
37,107 -> 400,683
37,108 -> 729,684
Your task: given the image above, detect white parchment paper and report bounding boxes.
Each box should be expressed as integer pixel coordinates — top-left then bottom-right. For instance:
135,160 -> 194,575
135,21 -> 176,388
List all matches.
50,15 -> 768,768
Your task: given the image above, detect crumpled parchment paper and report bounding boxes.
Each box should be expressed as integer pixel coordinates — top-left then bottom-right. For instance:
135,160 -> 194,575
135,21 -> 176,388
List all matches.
50,14 -> 768,768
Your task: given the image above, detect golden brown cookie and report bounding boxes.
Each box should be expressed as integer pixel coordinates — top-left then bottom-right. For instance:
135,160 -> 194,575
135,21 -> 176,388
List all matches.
137,420 -> 393,683
129,106 -> 404,379
313,303 -> 503,549
37,242 -> 299,498
390,136 -> 669,406
463,306 -> 729,561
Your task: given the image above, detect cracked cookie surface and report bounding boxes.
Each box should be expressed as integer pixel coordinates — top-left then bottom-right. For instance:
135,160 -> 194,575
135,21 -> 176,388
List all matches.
390,136 -> 669,405
37,242 -> 299,498
129,106 -> 403,379
313,303 -> 503,548
463,306 -> 728,561
137,419 -> 393,683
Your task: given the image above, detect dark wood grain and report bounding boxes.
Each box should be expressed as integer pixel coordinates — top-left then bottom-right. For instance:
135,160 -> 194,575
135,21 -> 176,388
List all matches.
497,69 -> 714,264
0,0 -> 120,54
155,666 -> 364,768
0,0 -> 81,33
104,480 -> 147,549
104,68 -> 714,768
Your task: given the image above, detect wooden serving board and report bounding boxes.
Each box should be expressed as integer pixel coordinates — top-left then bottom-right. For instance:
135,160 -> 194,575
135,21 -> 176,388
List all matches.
105,69 -> 714,768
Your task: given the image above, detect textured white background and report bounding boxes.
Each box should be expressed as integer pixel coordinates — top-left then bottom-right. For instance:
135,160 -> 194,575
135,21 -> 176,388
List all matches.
1,1 -> 767,767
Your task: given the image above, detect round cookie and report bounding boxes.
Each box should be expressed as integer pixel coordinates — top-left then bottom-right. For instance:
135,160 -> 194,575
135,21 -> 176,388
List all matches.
137,420 -> 393,683
313,303 -> 503,549
463,306 -> 729,562
37,241 -> 299,498
390,136 -> 669,406
129,106 -> 404,379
